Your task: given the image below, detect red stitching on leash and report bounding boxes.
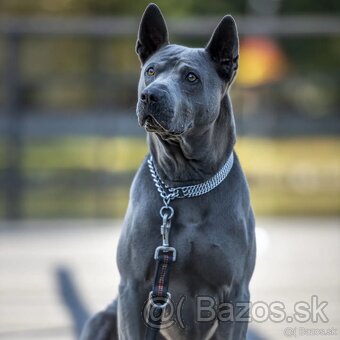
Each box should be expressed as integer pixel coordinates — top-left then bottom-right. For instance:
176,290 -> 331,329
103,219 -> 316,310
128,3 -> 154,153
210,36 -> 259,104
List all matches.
157,254 -> 169,297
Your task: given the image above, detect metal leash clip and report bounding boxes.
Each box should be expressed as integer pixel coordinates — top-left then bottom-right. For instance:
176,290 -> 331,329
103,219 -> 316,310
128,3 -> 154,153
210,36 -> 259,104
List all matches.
160,211 -> 172,246
154,208 -> 177,261
154,246 -> 177,262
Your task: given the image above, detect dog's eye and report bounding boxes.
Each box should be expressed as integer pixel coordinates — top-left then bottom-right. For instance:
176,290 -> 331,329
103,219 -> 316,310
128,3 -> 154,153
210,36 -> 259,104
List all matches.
186,72 -> 198,82
146,67 -> 156,77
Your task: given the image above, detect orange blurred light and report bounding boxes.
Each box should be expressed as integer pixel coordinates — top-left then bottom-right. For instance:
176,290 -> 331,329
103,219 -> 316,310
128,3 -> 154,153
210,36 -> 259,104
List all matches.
237,37 -> 287,87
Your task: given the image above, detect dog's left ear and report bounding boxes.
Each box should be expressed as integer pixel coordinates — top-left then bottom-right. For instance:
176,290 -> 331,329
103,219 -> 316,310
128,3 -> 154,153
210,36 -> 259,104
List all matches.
136,3 -> 169,64
206,15 -> 239,83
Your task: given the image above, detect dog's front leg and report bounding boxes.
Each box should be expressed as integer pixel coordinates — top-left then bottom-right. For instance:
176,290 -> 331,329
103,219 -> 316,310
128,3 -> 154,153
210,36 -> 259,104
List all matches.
212,287 -> 251,340
117,281 -> 150,340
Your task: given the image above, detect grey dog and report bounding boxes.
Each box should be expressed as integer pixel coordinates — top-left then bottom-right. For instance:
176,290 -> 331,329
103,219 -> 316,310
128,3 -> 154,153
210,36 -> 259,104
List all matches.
81,3 -> 256,340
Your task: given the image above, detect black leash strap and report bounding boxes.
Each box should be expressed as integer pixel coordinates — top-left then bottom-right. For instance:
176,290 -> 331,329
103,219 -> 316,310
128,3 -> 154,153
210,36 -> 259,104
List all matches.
145,209 -> 177,340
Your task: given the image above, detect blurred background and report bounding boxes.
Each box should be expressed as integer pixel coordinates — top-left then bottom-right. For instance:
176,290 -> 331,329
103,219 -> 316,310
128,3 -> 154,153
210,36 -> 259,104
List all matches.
0,1 -> 339,340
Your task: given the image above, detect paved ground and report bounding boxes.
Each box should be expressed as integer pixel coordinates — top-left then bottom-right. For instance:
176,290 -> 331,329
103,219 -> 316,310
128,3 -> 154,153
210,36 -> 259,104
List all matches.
0,218 -> 339,340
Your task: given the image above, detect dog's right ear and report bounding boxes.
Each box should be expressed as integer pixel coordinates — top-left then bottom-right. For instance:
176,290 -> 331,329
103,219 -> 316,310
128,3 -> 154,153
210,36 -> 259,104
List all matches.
136,3 -> 169,64
205,15 -> 239,83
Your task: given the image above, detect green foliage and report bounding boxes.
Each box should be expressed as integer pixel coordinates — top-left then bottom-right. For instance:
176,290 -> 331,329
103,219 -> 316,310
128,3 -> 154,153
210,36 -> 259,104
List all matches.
0,0 -> 340,15
0,0 -> 246,15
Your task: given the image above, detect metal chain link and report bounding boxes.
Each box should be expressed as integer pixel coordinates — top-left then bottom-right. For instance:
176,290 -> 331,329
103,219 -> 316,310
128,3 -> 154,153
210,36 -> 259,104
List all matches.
147,152 -> 234,204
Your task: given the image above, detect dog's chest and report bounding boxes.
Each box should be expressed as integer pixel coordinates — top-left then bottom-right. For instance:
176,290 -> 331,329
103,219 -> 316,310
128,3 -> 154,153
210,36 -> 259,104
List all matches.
120,205 -> 236,288
117,161 -> 246,288
170,219 -> 235,286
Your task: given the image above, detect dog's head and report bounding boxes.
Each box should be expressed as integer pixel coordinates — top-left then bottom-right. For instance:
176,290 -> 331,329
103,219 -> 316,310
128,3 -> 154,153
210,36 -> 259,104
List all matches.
136,3 -> 239,138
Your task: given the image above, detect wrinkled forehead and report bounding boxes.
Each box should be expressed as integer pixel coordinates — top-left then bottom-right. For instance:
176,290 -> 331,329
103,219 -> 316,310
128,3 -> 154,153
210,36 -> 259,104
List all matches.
145,44 -> 211,71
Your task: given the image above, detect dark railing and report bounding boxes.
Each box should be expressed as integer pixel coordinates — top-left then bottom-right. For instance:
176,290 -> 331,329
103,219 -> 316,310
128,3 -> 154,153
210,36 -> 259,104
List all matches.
1,15 -> 340,36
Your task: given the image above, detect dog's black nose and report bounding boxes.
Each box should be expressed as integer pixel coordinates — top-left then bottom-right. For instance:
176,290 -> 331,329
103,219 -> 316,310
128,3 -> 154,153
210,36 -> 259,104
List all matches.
140,89 -> 160,104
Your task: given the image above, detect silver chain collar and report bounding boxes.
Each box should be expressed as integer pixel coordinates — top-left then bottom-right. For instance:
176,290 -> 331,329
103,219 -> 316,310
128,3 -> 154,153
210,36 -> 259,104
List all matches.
147,151 -> 234,254
147,151 -> 234,207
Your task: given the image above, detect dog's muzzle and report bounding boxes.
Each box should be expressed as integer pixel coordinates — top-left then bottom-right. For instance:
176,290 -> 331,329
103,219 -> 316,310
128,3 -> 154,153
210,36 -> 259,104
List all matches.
137,87 -> 170,131
137,87 -> 187,136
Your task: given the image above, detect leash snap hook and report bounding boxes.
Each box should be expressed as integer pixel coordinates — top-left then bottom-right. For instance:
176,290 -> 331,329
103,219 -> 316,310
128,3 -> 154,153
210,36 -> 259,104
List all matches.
160,219 -> 171,247
160,208 -> 173,247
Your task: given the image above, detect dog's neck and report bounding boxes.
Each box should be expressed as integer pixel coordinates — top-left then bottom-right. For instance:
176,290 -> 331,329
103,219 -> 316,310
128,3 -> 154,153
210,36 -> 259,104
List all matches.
147,96 -> 236,186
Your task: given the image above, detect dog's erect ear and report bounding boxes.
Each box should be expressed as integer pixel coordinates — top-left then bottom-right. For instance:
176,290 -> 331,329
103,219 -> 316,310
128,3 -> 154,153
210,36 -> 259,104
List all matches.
205,15 -> 239,83
136,3 -> 169,64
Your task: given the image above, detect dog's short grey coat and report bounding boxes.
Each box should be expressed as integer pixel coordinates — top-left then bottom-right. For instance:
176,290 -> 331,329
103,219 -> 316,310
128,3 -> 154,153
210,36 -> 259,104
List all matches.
81,3 -> 256,340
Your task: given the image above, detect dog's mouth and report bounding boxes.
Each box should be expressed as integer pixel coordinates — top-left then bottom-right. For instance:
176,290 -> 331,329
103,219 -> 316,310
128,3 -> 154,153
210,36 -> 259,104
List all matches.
144,116 -> 165,133
139,112 -> 187,139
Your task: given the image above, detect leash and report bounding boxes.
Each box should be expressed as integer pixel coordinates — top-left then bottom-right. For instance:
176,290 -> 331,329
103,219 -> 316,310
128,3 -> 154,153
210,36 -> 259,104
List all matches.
145,152 -> 234,339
